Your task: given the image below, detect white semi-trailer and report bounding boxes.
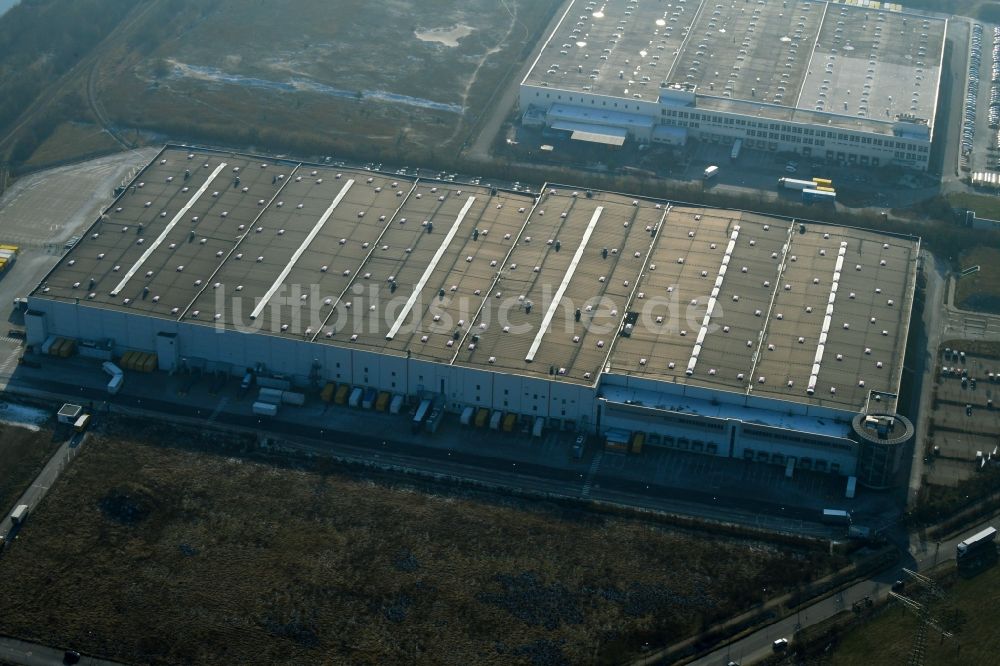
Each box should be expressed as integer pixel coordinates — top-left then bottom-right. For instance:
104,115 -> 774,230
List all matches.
957,526 -> 997,563
778,177 -> 817,190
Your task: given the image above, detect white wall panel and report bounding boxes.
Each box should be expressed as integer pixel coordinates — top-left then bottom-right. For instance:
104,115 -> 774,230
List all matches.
492,373 -> 523,414
377,354 -> 407,394
406,358 -> 450,397
459,368 -> 493,409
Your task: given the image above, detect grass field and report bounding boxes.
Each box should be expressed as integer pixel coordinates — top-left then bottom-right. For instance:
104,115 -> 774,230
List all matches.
829,565 -> 999,666
22,122 -> 121,168
0,421 -> 838,665
955,246 -> 1000,312
0,424 -> 60,517
948,191 -> 1000,222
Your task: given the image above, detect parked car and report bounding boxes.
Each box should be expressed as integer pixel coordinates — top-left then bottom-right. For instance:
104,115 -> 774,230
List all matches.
773,638 -> 789,652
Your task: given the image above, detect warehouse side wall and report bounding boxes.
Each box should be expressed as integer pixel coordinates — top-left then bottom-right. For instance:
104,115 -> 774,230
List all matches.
24,299 -> 601,426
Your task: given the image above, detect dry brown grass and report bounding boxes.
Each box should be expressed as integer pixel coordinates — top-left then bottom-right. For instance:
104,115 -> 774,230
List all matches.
22,122 -> 121,168
0,426 -> 833,665
955,247 -> 1000,314
85,0 -> 562,162
827,565 -> 998,666
0,424 -> 60,515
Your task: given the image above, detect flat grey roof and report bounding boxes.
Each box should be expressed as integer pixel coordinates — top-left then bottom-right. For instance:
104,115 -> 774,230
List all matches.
33,146 -> 918,409
797,3 -> 943,122
452,188 -> 668,383
607,210 -> 918,410
667,0 -> 825,105
522,0 -> 691,104
523,0 -> 944,134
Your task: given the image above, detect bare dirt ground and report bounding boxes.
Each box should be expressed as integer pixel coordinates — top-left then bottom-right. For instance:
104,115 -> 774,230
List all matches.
0,418 -> 838,665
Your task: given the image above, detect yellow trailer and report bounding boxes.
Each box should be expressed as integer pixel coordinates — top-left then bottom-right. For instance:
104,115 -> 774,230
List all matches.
474,408 -> 490,428
502,412 -> 517,433
605,429 -> 630,452
0,245 -> 17,275
321,382 -> 336,402
59,339 -> 77,358
334,384 -> 350,405
375,391 -> 390,412
605,439 -> 629,453
125,351 -> 150,371
141,353 -> 157,373
630,432 -> 645,454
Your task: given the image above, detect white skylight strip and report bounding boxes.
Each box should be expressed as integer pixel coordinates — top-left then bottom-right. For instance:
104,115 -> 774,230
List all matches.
250,179 -> 354,320
110,161 -> 227,296
807,241 -> 848,395
524,206 -> 604,363
385,195 -> 476,341
687,225 -> 740,376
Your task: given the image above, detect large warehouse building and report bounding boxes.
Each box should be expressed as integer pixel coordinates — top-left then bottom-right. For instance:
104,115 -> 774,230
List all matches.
25,147 -> 918,486
519,0 -> 946,170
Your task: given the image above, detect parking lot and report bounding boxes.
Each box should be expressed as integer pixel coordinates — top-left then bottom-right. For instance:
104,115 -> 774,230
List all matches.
510,120 -> 937,212
961,21 -> 1000,174
0,150 -> 158,392
0,148 -> 157,310
925,346 -> 1000,485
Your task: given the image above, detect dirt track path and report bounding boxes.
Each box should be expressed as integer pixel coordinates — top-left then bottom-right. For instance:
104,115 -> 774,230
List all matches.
461,0 -> 572,161
0,1 -> 162,160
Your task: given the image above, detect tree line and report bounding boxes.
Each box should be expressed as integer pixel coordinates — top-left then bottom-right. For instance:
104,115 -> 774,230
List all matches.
0,0 -> 136,149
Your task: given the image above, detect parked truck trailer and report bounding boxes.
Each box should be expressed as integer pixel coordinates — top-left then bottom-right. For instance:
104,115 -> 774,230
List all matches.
821,509 -> 852,525
802,188 -> 836,203
252,402 -> 279,417
10,504 -> 28,524
778,177 -> 817,190
957,526 -> 997,563
412,399 -> 433,433
101,361 -> 123,395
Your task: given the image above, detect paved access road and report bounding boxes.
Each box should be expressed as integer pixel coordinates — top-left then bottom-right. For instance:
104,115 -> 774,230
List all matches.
463,0 -> 571,161
0,430 -> 84,541
691,519 -> 990,666
0,635 -> 121,666
907,251 -> 945,508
